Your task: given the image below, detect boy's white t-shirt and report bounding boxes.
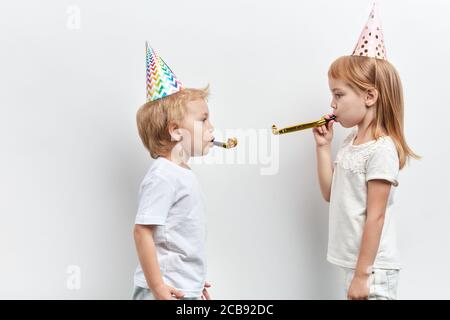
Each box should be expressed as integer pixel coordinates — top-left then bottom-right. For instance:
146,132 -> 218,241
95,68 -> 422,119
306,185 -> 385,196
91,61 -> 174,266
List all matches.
328,129 -> 401,270
134,157 -> 207,297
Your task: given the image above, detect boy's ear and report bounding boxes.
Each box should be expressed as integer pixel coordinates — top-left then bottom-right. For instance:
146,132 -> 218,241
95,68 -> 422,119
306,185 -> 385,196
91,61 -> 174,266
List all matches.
365,88 -> 379,108
168,123 -> 182,142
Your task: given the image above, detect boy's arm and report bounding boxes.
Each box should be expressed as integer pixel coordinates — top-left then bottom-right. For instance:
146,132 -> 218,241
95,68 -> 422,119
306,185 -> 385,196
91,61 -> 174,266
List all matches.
134,224 -> 184,300
347,179 -> 391,300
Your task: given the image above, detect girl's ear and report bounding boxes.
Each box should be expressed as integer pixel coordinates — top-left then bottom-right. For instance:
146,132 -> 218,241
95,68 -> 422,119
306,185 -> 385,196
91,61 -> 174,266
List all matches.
168,123 -> 183,142
365,88 -> 379,108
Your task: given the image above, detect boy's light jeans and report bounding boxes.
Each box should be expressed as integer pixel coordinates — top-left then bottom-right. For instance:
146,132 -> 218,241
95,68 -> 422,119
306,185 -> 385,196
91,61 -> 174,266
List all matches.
132,286 -> 202,300
343,267 -> 400,300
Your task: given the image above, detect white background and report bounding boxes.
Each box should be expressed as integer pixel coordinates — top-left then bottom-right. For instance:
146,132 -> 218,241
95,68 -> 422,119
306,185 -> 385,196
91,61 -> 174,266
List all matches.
1,0 -> 449,299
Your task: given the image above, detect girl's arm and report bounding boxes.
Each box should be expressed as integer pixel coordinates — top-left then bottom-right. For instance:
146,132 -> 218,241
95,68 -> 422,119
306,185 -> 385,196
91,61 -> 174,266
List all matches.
347,179 -> 392,300
134,224 -> 184,300
312,115 -> 335,202
315,145 -> 334,202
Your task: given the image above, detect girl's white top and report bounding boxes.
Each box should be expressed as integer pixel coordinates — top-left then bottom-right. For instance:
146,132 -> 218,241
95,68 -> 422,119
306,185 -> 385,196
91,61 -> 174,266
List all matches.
328,129 -> 401,270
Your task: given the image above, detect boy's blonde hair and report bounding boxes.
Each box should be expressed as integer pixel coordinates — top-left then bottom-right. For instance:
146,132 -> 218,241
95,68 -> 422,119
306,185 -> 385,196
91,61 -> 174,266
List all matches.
137,86 -> 209,159
328,56 -> 419,169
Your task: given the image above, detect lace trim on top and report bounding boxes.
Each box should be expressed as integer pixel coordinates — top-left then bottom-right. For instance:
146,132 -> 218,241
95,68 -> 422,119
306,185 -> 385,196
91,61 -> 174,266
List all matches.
334,130 -> 390,174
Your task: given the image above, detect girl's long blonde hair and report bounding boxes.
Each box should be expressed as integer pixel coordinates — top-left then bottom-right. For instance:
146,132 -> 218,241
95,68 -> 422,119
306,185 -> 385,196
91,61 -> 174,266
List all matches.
328,55 -> 419,169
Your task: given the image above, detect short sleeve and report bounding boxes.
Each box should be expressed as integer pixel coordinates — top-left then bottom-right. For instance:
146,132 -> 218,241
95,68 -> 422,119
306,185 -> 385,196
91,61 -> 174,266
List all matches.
366,140 -> 400,187
135,174 -> 175,225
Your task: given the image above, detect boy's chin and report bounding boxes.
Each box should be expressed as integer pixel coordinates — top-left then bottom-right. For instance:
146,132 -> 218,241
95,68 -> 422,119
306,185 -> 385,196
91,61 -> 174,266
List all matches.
201,147 -> 211,156
191,147 -> 210,157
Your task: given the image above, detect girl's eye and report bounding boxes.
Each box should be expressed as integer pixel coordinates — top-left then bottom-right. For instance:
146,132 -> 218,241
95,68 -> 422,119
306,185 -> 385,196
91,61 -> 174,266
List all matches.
334,93 -> 343,99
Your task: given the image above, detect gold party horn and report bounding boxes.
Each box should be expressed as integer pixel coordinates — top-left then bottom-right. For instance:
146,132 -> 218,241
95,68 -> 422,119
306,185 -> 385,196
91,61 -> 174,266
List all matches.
213,137 -> 238,149
272,115 -> 336,135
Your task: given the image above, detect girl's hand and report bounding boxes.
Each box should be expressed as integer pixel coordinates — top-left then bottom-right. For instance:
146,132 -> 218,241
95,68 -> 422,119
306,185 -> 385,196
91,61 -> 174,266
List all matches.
153,283 -> 185,300
202,282 -> 212,300
347,274 -> 370,300
312,114 -> 335,147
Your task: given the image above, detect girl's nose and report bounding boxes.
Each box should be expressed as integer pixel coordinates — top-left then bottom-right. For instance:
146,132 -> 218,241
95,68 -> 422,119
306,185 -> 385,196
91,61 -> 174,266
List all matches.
331,102 -> 337,109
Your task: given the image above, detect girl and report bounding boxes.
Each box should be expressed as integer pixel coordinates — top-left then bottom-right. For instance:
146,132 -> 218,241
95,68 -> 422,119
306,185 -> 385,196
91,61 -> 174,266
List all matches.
313,4 -> 419,300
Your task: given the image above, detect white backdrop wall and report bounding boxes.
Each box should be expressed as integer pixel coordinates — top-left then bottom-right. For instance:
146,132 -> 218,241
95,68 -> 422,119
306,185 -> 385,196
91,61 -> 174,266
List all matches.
0,0 -> 449,299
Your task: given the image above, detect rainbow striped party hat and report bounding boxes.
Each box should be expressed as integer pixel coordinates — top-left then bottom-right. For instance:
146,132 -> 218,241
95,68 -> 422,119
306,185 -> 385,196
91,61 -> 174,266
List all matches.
146,42 -> 184,101
352,2 -> 387,60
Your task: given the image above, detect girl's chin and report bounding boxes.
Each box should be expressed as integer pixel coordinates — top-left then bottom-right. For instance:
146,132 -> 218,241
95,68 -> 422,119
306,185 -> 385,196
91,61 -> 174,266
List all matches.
337,121 -> 351,128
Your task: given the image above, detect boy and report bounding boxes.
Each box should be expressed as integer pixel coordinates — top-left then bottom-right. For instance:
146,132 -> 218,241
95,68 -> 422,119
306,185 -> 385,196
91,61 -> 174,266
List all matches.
132,43 -> 213,300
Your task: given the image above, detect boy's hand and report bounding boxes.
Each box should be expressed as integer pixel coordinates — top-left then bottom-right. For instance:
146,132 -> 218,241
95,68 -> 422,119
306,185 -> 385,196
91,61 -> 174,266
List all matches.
347,274 -> 370,300
153,283 -> 185,300
313,114 -> 335,147
202,282 -> 212,300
